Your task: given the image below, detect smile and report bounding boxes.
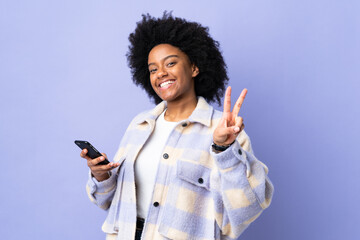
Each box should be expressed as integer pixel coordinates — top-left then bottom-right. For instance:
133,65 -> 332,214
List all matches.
159,80 -> 175,89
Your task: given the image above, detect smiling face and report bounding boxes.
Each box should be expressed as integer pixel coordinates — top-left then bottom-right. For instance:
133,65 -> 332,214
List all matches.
148,44 -> 199,104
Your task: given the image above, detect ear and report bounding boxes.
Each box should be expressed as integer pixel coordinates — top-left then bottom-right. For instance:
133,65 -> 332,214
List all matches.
191,64 -> 199,78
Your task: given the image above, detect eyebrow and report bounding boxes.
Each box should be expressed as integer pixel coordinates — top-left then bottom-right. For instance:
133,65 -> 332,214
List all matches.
148,55 -> 179,67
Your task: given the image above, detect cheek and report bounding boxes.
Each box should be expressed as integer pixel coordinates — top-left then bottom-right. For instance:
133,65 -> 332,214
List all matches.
150,78 -> 161,94
150,77 -> 156,88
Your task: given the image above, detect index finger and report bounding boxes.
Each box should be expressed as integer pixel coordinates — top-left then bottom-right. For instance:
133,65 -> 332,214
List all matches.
88,155 -> 107,166
223,86 -> 232,113
232,88 -> 247,118
80,149 -> 92,161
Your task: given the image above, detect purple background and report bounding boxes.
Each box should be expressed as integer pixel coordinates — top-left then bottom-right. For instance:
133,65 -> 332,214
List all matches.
1,0 -> 359,239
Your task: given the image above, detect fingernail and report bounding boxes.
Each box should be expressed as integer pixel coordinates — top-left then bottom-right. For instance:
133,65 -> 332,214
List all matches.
100,156 -> 104,160
234,127 -> 240,132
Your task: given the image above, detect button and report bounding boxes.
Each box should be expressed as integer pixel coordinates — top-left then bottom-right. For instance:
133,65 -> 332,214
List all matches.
153,202 -> 159,207
163,153 -> 169,159
198,178 -> 204,184
182,122 -> 188,127
238,149 -> 242,155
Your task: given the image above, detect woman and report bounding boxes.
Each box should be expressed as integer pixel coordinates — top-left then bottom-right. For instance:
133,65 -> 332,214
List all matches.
81,13 -> 274,240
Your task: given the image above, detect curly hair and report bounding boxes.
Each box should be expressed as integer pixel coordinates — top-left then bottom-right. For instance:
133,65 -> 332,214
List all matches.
126,12 -> 228,105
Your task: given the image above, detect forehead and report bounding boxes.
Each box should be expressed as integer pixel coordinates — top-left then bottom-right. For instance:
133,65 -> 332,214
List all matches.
148,44 -> 189,63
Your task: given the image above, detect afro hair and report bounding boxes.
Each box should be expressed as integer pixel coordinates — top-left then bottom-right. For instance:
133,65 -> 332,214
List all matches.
126,12 -> 229,105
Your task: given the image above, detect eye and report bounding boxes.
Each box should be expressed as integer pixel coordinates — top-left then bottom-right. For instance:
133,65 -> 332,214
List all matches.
167,61 -> 176,67
149,68 -> 157,74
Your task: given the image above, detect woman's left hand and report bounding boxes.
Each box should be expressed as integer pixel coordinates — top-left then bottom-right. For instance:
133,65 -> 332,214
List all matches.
213,86 -> 247,146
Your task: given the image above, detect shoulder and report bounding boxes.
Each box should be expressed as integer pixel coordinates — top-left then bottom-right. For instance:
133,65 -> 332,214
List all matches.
128,101 -> 166,127
124,108 -> 153,132
131,109 -> 152,124
212,108 -> 223,120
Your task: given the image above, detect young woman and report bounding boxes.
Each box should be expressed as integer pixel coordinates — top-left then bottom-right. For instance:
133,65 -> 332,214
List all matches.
81,13 -> 274,240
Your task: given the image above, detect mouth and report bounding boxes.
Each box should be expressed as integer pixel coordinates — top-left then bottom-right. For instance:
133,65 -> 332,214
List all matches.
159,80 -> 175,89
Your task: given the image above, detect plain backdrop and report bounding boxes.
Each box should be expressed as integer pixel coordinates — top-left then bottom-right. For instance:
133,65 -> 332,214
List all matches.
1,0 -> 359,239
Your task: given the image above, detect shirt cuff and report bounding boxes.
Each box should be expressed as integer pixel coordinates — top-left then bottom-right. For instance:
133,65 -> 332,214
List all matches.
211,140 -> 251,177
87,169 -> 117,194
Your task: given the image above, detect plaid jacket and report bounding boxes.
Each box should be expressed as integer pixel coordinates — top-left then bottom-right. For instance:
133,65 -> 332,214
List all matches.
86,97 -> 274,240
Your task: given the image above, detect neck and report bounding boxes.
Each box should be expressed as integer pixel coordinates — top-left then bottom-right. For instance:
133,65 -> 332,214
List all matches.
164,96 -> 198,122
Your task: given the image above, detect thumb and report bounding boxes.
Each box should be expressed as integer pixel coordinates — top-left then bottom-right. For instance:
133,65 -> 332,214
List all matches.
214,126 -> 239,145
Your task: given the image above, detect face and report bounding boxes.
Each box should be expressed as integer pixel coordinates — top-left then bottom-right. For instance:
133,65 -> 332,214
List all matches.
148,44 -> 199,104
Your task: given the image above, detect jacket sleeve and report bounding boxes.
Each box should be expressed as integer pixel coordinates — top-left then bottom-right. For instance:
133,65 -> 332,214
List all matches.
210,131 -> 274,239
85,114 -> 139,210
86,167 -> 119,210
85,141 -> 128,210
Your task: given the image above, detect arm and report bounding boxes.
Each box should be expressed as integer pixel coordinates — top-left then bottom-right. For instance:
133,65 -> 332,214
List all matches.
86,166 -> 119,210
82,117 -> 136,210
211,87 -> 274,238
210,132 -> 274,238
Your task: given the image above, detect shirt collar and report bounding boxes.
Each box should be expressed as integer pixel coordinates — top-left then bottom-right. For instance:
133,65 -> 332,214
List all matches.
135,96 -> 214,127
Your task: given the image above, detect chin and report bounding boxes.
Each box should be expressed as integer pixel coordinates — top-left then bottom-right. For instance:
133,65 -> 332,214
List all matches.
161,96 -> 178,103
156,92 -> 177,102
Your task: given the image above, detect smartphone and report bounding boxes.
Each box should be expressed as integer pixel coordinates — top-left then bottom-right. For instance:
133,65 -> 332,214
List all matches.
74,140 -> 110,165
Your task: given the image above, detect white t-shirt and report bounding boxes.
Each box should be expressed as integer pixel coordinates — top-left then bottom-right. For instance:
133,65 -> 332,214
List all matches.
134,110 -> 178,218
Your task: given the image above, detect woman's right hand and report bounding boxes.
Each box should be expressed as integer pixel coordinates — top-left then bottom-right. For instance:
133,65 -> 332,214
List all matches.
80,149 -> 121,182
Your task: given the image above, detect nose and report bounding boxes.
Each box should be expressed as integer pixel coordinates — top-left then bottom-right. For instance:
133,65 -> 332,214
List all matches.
156,67 -> 168,79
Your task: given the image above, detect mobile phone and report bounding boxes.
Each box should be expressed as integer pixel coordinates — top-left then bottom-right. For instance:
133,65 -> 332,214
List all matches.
74,140 -> 110,165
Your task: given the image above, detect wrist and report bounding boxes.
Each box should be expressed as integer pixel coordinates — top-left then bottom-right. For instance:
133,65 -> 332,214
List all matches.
212,140 -> 235,152
92,171 -> 111,182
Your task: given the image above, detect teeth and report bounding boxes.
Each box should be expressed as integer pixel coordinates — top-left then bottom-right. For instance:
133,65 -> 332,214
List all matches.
160,80 -> 175,88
